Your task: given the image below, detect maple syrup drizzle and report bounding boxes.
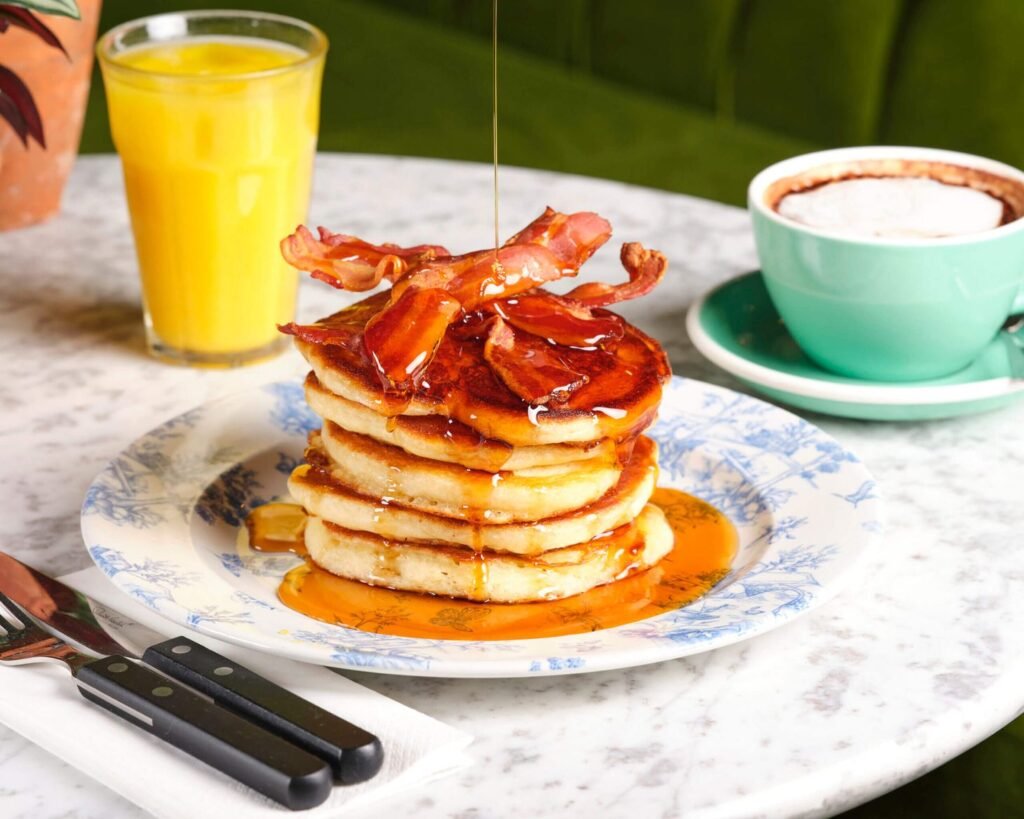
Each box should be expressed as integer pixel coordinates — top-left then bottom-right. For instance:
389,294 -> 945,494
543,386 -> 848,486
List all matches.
262,4 -> 679,636
247,488 -> 737,641
313,291 -> 670,446
492,0 -> 500,250
373,540 -> 401,581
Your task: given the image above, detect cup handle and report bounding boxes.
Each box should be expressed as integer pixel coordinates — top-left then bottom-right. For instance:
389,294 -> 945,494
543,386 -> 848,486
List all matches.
1004,288 -> 1024,379
1013,284 -> 1024,315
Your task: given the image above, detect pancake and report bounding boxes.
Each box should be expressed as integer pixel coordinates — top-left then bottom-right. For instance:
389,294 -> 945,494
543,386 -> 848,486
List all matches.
275,211 -> 678,606
312,423 -> 622,523
289,436 -> 658,555
303,503 -> 673,603
304,372 -> 615,471
296,292 -> 669,447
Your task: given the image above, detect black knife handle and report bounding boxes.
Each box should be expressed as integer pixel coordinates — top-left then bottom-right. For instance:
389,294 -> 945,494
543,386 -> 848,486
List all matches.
143,637 -> 383,784
75,656 -> 332,810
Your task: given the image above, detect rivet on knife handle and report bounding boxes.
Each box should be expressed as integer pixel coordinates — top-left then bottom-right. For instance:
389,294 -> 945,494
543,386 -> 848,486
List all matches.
76,656 -> 333,810
143,637 -> 384,784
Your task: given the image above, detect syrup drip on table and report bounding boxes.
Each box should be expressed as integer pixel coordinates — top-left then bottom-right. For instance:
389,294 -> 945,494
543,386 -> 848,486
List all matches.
246,488 -> 737,641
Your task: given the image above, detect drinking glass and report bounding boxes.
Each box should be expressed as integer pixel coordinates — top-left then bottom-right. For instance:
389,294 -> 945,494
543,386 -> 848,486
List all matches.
97,11 -> 327,366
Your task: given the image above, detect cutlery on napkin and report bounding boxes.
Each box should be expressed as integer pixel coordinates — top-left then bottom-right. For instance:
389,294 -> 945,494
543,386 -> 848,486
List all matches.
0,552 -> 383,789
0,568 -> 473,818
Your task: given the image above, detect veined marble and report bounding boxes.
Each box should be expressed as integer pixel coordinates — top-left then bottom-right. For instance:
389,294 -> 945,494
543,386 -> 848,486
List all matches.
0,155 -> 1021,819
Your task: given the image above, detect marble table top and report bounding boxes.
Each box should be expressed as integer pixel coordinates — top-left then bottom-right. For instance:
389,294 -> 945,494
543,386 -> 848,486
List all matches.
1,154 -> 1022,819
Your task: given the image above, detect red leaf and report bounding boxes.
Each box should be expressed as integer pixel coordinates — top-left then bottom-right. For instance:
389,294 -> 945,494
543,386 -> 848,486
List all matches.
0,91 -> 29,146
0,66 -> 43,147
0,7 -> 68,57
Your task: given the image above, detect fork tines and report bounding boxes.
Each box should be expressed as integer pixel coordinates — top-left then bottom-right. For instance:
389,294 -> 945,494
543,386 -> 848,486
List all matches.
0,592 -> 61,660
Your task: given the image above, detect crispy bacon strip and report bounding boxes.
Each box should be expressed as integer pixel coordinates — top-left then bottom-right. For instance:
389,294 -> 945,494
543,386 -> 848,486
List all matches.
279,210 -> 662,399
483,317 -> 589,405
280,226 -> 449,291
390,244 -> 571,309
504,207 -> 612,269
389,209 -> 612,308
357,209 -> 614,387
491,292 -> 624,348
564,242 -> 667,307
278,292 -> 387,350
278,320 -> 360,348
363,287 -> 462,391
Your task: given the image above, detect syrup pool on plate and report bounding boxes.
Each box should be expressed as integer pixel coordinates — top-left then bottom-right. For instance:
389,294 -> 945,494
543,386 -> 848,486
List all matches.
245,488 -> 738,641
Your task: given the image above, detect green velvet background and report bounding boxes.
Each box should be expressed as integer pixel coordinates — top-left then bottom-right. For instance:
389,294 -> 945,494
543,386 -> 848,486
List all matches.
81,0 -> 1024,208
78,2 -> 1024,816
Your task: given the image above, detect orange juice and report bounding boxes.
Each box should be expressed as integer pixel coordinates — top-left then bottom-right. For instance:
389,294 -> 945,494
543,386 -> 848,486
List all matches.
99,23 -> 326,365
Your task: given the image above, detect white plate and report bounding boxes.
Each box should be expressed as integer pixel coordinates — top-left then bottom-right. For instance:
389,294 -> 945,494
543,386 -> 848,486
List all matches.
81,378 -> 882,678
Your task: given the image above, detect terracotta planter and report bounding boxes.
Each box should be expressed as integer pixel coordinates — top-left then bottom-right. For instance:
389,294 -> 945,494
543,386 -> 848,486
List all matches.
0,0 -> 102,231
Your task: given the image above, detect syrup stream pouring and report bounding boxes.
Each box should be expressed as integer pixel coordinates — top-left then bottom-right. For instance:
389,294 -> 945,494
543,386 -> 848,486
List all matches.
0,551 -> 383,785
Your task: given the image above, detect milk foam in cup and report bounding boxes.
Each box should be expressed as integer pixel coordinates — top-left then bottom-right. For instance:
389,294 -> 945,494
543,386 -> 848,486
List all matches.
776,177 -> 1005,239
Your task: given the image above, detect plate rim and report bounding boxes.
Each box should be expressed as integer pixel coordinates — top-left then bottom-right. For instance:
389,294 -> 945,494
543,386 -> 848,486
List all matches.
81,376 -> 884,678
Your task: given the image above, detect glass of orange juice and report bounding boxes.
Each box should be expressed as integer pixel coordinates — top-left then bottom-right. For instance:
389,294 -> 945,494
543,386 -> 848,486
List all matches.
97,11 -> 327,366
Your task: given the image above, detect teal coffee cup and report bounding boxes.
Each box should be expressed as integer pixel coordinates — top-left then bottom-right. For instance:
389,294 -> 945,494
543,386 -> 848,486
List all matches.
749,146 -> 1024,381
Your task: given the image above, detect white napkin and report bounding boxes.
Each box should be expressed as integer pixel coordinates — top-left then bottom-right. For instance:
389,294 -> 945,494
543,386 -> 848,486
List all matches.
0,568 -> 473,818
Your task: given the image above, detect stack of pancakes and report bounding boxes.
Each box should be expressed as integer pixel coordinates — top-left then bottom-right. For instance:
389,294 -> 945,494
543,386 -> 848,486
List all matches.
286,299 -> 673,604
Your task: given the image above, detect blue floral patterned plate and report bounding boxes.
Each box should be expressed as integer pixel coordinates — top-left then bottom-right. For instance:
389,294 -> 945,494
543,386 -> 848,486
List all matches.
81,378 -> 882,678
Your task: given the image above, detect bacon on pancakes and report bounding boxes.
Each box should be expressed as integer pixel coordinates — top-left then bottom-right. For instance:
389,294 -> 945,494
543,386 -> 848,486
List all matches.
279,207 -> 667,405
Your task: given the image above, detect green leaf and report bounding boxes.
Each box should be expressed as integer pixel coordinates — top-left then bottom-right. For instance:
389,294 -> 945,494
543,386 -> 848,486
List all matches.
0,0 -> 80,21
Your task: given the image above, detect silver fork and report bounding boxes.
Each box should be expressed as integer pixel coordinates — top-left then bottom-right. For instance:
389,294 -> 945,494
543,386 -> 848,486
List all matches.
0,592 -> 332,809
0,595 -> 85,667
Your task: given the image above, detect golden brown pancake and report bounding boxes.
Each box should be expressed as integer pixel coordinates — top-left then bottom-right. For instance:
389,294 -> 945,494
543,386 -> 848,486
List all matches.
289,435 -> 658,555
304,372 -> 615,471
310,423 -> 623,523
278,212 -> 677,606
295,293 -> 669,447
303,503 -> 673,603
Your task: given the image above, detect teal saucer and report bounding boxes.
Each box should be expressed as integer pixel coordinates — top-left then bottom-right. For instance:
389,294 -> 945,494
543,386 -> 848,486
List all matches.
686,272 -> 1024,421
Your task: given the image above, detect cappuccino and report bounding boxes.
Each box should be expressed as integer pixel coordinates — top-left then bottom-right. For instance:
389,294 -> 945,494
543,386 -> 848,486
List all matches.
767,158 -> 1024,240
750,148 -> 1024,381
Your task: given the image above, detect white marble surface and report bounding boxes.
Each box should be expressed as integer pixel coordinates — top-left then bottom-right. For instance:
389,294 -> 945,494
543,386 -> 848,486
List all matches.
1,154 -> 1022,819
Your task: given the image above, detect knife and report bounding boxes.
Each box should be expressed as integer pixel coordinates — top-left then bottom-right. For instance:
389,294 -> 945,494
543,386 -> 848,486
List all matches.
0,553 -> 383,784
0,589 -> 332,810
